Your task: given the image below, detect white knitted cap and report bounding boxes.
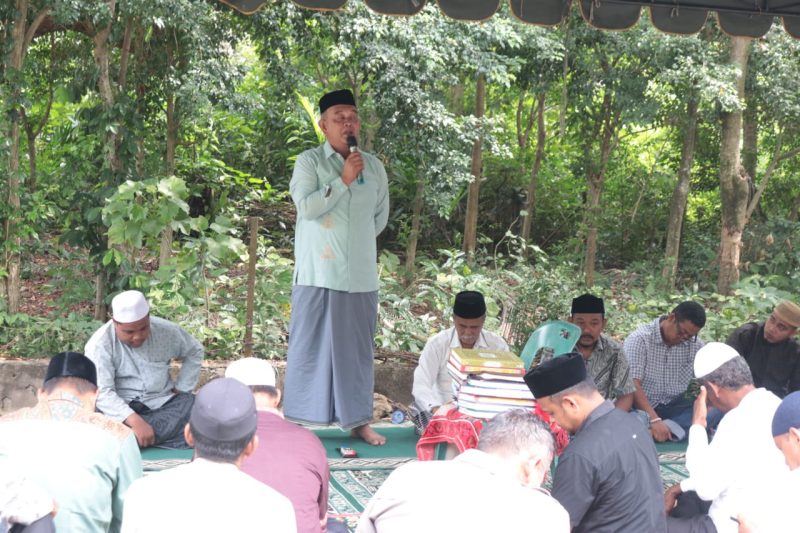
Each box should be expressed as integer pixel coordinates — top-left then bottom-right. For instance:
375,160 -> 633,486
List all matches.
225,357 -> 277,387
694,342 -> 740,379
111,290 -> 150,323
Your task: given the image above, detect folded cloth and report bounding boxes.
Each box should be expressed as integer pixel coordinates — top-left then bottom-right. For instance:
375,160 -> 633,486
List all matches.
663,419 -> 686,441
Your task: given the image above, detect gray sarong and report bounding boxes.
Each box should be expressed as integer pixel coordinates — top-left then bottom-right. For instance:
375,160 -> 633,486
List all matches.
130,392 -> 194,449
284,286 -> 378,429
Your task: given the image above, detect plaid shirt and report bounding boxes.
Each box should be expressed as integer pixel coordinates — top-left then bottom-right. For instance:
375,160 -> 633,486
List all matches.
540,335 -> 635,401
624,317 -> 704,407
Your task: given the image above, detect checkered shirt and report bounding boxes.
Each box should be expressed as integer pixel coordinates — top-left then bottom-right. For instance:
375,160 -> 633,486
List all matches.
624,317 -> 704,407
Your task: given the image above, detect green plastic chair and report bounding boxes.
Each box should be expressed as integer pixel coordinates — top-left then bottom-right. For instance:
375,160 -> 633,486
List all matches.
520,320 -> 581,370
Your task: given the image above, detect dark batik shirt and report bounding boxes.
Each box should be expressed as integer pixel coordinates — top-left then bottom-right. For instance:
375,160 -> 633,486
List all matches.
552,401 -> 667,533
726,322 -> 800,398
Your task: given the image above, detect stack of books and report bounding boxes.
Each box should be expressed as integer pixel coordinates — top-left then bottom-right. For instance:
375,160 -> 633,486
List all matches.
447,347 -> 535,419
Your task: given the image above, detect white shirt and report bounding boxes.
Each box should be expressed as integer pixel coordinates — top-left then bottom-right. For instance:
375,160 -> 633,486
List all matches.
412,326 -> 509,411
679,388 -> 788,533
122,458 -> 296,533
738,467 -> 800,532
356,449 -> 569,533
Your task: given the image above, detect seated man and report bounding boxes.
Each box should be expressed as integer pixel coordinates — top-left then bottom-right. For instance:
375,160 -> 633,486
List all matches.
356,409 -> 569,533
410,290 -> 508,433
85,290 -> 203,448
122,378 -> 296,533
625,300 -> 719,441
737,390 -> 800,532
526,352 -> 667,533
569,293 -> 635,410
226,358 -> 341,533
664,343 -> 788,533
0,352 -> 142,533
726,300 -> 800,398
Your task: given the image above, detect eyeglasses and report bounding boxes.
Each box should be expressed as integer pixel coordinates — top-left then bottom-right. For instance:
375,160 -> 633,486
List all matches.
675,320 -> 697,342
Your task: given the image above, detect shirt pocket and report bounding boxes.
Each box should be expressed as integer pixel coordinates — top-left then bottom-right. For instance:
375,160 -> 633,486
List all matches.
138,358 -> 170,394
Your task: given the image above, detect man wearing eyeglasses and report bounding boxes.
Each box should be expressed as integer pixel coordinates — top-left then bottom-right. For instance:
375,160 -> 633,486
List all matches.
625,301 -> 722,442
726,300 -> 800,399
284,89 -> 390,446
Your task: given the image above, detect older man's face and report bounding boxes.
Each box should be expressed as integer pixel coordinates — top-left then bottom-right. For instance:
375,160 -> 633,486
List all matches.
319,104 -> 360,151
454,315 -> 485,349
570,312 -> 606,351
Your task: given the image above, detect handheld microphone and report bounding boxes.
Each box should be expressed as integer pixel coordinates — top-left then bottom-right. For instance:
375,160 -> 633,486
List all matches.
346,135 -> 365,185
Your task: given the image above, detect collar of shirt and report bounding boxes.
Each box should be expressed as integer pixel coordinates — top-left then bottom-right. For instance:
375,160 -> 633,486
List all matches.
322,140 -> 341,161
575,400 -> 615,436
447,327 -> 490,349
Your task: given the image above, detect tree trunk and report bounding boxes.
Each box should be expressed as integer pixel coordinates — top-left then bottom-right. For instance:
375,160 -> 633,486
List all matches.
582,92 -> 619,287
662,97 -> 699,288
4,0 -> 48,313
742,92 -> 761,220
404,173 -> 425,274
463,74 -> 485,259
5,28 -> 24,312
520,92 -> 546,252
717,36 -> 751,295
92,0 -> 118,320
159,78 -> 178,268
559,27 -> 569,137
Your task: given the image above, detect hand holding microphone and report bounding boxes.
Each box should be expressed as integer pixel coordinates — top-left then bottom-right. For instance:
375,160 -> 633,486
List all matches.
346,135 -> 365,185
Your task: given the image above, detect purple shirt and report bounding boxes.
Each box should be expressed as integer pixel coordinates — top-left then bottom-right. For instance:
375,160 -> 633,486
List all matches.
241,411 -> 329,533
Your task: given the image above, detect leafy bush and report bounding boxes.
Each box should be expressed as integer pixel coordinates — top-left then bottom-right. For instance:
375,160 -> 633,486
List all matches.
0,312 -> 102,358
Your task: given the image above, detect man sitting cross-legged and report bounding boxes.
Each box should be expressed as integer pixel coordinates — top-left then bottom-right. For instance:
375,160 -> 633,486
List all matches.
356,408 -> 569,533
85,290 -> 203,449
226,357 -> 344,533
625,301 -> 721,441
122,378 -> 296,533
410,290 -> 508,434
568,293 -> 635,410
664,343 -> 788,533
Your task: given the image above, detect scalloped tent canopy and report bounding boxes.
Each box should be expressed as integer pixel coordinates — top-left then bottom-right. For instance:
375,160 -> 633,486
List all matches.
219,0 -> 800,38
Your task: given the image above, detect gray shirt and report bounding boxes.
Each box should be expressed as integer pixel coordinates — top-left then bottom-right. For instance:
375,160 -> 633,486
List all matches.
85,316 -> 204,421
552,401 -> 667,533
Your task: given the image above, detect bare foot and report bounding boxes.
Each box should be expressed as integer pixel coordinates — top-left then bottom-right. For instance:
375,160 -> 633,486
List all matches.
351,424 -> 387,446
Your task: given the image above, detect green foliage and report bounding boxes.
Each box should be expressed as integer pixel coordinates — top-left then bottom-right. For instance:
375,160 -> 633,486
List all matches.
0,312 -> 101,358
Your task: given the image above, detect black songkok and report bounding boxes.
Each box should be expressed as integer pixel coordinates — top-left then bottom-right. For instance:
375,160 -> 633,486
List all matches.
319,89 -> 356,114
524,351 -> 587,398
44,352 -> 97,386
453,291 -> 486,319
571,293 -> 605,315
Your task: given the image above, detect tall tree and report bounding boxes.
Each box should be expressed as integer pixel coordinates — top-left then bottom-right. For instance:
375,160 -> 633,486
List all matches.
717,36 -> 751,295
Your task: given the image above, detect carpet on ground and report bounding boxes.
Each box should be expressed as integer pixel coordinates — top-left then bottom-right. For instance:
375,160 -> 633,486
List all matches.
140,426 -> 689,533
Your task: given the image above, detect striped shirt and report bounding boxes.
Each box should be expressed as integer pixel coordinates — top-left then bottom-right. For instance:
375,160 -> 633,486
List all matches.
624,317 -> 704,407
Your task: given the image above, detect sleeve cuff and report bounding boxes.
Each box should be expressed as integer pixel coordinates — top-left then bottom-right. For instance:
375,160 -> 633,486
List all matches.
679,478 -> 694,492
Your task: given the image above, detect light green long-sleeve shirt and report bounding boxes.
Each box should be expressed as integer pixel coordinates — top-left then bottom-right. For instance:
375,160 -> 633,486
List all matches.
290,141 -> 389,293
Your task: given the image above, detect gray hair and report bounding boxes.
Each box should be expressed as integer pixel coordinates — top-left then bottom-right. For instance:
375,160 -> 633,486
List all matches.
701,356 -> 753,390
477,409 -> 555,463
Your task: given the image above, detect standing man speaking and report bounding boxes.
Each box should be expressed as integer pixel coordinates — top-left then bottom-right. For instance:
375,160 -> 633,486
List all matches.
285,89 -> 390,445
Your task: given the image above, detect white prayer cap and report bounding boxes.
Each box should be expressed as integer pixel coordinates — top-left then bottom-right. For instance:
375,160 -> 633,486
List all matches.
111,290 -> 150,323
225,357 -> 276,388
694,342 -> 740,379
